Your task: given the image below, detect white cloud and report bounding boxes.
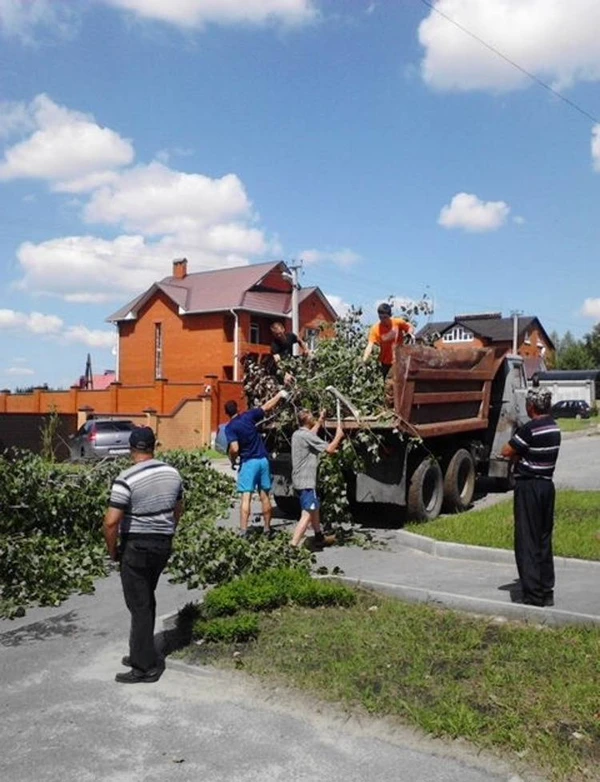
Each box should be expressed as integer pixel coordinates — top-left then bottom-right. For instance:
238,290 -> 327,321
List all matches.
0,308 -> 61,334
301,248 -> 361,267
6,366 -> 35,377
592,125 -> 600,172
84,163 -> 251,234
0,100 -> 36,139
418,0 -> 600,92
0,0 -> 75,42
0,94 -> 134,189
15,231 -> 272,302
0,308 -> 115,348
101,0 -> 317,29
438,192 -> 510,232
324,294 -> 350,317
63,326 -> 117,349
3,96 -> 274,301
581,298 -> 600,320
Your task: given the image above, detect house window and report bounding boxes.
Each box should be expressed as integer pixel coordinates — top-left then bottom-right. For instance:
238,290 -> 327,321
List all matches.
524,332 -> 531,345
154,323 -> 163,379
305,327 -> 320,350
442,326 -> 473,343
249,322 -> 260,345
223,316 -> 235,343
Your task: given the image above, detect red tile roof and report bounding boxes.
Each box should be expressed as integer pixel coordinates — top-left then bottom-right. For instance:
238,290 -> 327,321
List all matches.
107,261 -> 287,322
106,261 -> 337,323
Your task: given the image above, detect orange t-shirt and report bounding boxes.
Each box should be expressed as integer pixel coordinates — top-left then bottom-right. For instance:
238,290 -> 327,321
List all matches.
368,318 -> 411,365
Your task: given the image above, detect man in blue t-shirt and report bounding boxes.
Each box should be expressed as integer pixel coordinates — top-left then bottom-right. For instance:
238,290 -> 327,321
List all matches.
224,388 -> 288,537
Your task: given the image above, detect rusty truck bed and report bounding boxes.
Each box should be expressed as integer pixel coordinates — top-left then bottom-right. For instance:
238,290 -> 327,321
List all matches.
391,344 -> 506,439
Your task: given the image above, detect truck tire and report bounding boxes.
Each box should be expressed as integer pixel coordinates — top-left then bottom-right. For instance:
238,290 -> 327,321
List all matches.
442,448 -> 476,513
273,495 -> 300,518
407,457 -> 443,522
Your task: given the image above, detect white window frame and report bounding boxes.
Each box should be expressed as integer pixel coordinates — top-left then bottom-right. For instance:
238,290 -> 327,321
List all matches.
305,327 -> 320,351
442,326 -> 474,343
249,322 -> 260,345
154,323 -> 163,379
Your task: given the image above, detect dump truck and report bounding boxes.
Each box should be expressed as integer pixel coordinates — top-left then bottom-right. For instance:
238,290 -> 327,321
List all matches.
268,343 -> 529,523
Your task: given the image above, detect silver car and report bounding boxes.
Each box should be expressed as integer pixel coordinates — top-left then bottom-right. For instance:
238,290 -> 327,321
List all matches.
69,418 -> 136,461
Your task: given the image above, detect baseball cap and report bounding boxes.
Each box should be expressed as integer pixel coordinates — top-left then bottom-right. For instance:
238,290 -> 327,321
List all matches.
377,302 -> 392,316
129,426 -> 156,452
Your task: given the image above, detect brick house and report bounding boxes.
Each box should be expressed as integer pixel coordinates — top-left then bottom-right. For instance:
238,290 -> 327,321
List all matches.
416,313 -> 555,378
106,259 -> 337,385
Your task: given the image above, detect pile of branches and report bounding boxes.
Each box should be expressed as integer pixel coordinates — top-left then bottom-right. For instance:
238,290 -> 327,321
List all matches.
243,300 -> 433,527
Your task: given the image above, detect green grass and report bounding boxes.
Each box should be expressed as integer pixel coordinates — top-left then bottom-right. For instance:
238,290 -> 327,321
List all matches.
201,447 -> 228,460
558,418 -> 596,433
406,491 -> 600,561
183,590 -> 600,781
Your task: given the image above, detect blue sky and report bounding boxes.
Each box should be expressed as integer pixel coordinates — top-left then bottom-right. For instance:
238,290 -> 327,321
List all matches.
1,0 -> 600,389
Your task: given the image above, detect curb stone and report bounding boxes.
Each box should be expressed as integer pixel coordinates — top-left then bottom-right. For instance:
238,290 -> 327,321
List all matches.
321,576 -> 600,628
395,529 -> 600,571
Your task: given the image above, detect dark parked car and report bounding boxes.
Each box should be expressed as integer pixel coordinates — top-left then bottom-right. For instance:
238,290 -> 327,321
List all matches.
69,418 -> 136,461
550,400 -> 591,419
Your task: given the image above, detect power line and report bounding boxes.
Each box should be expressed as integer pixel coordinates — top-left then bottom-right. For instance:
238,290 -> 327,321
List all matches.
418,0 -> 600,125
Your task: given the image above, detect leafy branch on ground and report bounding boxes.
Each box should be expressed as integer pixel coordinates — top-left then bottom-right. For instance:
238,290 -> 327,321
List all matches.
0,447 -> 315,619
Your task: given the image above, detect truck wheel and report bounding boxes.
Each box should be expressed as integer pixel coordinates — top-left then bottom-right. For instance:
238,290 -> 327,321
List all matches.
442,449 -> 476,513
273,495 -> 300,518
407,457 -> 443,522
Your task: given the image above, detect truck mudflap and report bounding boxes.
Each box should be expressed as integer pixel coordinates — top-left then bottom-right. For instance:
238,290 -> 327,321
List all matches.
354,448 -> 407,506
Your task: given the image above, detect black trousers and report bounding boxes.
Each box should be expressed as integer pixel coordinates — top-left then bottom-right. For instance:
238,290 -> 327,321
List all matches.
513,479 -> 555,605
120,535 -> 172,672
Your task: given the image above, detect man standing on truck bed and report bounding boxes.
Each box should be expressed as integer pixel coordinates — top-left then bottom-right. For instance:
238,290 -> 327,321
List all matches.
270,321 -> 310,364
290,409 -> 344,548
501,388 -> 561,607
362,302 -> 412,379
225,388 -> 289,538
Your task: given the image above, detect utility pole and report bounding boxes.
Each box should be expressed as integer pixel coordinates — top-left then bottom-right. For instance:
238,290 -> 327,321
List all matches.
288,261 -> 302,356
510,309 -> 522,354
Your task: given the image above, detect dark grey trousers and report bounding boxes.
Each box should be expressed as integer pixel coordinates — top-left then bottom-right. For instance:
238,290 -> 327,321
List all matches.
120,535 -> 172,672
513,479 -> 555,605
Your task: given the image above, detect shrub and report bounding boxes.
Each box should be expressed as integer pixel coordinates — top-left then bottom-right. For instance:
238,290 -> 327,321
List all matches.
193,613 -> 260,644
192,568 -> 356,633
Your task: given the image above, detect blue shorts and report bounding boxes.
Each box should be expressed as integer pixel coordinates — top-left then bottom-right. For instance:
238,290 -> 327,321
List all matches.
297,488 -> 320,511
237,457 -> 272,494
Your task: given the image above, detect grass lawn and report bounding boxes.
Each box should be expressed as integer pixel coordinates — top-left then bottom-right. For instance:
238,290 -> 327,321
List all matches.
182,589 -> 600,781
558,418 -> 597,433
406,491 -> 600,561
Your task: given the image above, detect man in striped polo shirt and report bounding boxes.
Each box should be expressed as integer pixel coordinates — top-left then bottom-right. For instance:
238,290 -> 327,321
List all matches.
104,426 -> 183,683
501,388 -> 561,607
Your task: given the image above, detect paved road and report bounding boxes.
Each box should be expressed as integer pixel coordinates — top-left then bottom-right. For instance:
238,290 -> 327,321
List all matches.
0,575 -> 524,782
554,430 -> 600,490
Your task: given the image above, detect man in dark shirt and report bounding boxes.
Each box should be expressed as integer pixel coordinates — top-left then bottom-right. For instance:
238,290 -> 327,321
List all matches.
501,388 -> 561,607
270,322 -> 309,364
225,388 -> 288,537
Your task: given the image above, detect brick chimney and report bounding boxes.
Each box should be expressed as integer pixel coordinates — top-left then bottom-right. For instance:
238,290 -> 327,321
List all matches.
172,258 -> 188,279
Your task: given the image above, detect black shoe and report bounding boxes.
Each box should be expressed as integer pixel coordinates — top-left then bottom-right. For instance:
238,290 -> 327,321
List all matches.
265,528 -> 277,540
543,593 -> 555,607
313,532 -> 325,550
115,668 -> 161,684
121,656 -> 132,667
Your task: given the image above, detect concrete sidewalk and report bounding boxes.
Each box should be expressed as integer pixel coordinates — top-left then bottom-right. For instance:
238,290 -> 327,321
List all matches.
215,469 -> 600,627
315,531 -> 600,627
